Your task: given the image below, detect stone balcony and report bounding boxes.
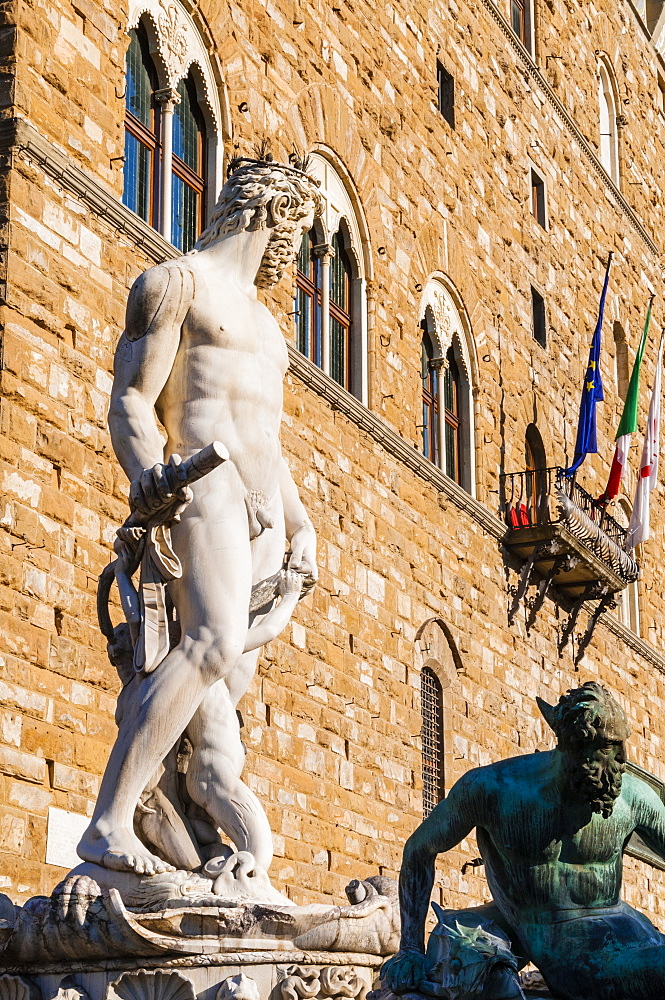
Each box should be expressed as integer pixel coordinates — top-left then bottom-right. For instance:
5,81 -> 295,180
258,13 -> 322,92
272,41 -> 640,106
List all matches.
500,467 -> 639,601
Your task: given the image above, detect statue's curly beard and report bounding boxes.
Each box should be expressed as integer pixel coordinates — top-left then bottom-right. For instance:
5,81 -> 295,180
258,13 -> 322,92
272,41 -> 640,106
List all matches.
255,219 -> 300,288
563,750 -> 625,818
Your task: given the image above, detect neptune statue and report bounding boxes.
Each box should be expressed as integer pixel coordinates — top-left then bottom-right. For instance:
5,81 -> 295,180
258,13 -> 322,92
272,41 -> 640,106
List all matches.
382,682 -> 665,1000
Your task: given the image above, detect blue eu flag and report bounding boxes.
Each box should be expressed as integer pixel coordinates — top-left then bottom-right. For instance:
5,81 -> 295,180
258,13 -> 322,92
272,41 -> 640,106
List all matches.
563,255 -> 612,476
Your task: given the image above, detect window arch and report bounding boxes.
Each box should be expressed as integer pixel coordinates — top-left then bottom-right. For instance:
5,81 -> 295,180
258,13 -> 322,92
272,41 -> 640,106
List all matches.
415,618 -> 463,817
420,321 -> 440,465
421,666 -> 444,817
525,423 -> 547,524
598,58 -> 619,184
124,0 -> 224,250
418,276 -> 477,494
295,151 -> 370,403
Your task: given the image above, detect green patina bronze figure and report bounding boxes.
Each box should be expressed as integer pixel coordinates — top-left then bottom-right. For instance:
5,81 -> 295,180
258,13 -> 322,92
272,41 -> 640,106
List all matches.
382,683 -> 665,1000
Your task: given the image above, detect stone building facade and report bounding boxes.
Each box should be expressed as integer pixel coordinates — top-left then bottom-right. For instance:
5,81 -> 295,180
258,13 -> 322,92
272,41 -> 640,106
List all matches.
0,0 -> 665,925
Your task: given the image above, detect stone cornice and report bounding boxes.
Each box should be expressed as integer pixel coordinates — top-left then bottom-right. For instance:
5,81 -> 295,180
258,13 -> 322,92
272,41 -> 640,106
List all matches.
0,117 -> 176,264
479,0 -> 662,260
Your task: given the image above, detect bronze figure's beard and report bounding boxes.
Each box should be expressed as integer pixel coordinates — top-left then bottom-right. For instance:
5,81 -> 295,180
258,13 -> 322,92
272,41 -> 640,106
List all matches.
562,750 -> 625,818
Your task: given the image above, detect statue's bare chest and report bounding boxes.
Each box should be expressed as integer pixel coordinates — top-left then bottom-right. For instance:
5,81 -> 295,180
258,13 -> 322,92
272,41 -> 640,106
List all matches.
487,795 -> 630,867
183,282 -> 288,371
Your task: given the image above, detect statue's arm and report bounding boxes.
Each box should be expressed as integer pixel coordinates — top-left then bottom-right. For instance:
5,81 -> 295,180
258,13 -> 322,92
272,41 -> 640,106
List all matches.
109,265 -> 185,483
279,457 -> 317,579
382,771 -> 481,991
633,776 -> 665,860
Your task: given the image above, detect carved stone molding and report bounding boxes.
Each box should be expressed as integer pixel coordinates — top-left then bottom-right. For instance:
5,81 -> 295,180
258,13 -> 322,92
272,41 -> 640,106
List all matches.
157,4 -> 188,87
128,0 -> 221,126
275,967 -> 367,1000
110,970 -> 196,1000
0,977 -> 40,1000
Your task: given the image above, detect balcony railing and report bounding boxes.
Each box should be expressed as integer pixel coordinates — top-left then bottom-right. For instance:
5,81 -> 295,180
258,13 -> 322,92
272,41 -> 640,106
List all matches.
500,467 -> 639,596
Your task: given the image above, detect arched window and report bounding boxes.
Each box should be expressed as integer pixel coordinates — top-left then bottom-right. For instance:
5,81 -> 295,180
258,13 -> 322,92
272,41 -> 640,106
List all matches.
124,0 -> 224,250
171,73 -> 206,252
123,24 -> 158,225
418,277 -> 477,494
421,324 -> 440,465
421,666 -> 444,817
525,423 -> 547,524
598,60 -> 619,184
295,152 -> 369,402
443,344 -> 461,483
613,321 -> 629,400
416,618 -> 463,817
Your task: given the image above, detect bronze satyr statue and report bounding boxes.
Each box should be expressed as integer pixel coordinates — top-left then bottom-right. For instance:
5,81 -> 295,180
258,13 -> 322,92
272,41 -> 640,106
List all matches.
382,683 -> 665,1000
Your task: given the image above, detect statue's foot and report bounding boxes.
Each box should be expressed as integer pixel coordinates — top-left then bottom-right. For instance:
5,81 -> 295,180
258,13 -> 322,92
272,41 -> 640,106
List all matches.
78,825 -> 175,875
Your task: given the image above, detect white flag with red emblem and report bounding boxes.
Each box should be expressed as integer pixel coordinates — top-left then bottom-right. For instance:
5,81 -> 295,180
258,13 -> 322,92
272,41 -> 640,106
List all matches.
626,333 -> 664,552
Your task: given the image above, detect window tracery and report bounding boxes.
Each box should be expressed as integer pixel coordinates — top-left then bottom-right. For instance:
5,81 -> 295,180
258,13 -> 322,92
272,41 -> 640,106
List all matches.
295,152 -> 369,403
124,0 -> 224,250
418,277 -> 477,494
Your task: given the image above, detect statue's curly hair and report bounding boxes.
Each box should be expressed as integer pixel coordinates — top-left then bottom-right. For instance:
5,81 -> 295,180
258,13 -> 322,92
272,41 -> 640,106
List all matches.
194,163 -> 323,287
544,682 -> 630,749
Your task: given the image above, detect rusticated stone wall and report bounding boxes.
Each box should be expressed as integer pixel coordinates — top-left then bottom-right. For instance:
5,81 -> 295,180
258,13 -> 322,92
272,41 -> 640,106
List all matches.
0,0 -> 664,924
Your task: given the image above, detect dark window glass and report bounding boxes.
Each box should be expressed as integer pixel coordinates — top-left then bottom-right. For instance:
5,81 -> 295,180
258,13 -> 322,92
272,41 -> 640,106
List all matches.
531,286 -> 546,348
126,27 -> 153,128
330,231 -> 352,389
511,0 -> 526,42
421,666 -> 444,818
531,170 -> 546,228
525,425 -> 546,525
123,25 -> 158,224
171,73 -> 205,252
124,130 -> 152,220
421,327 -> 439,465
437,61 -> 455,128
295,229 -> 322,367
443,345 -> 461,483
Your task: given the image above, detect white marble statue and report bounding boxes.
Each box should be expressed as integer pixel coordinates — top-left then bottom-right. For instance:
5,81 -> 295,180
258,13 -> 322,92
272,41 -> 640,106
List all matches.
78,155 -> 322,892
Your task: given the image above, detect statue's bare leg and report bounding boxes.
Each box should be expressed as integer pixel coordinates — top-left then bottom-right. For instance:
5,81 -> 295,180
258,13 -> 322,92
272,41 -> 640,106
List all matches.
184,497 -> 286,872
78,464 -> 253,875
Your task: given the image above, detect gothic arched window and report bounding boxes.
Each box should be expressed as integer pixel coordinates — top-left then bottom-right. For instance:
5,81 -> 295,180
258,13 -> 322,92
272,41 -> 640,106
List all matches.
421,325 -> 440,465
421,666 -> 444,818
171,72 -> 206,252
123,24 -> 158,225
294,153 -> 369,402
525,423 -> 547,524
443,344 -> 461,484
599,60 -> 619,184
418,278 -> 477,494
124,0 -> 224,250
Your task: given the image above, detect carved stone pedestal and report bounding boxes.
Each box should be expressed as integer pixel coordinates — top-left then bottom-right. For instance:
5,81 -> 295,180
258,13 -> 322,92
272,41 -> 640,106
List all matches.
0,953 -> 382,1000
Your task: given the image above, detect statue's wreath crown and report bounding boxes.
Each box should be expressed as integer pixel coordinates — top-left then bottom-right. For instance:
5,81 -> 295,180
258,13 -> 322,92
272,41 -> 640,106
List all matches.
226,152 -> 321,185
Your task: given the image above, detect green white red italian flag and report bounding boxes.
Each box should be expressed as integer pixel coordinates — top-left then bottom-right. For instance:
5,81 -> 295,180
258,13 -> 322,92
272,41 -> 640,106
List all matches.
600,297 -> 653,502
626,333 -> 664,551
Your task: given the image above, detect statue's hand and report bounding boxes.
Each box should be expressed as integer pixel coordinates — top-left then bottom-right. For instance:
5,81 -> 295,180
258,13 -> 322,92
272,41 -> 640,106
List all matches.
129,455 -> 193,524
381,949 -> 428,994
279,569 -> 304,598
288,522 -> 318,581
